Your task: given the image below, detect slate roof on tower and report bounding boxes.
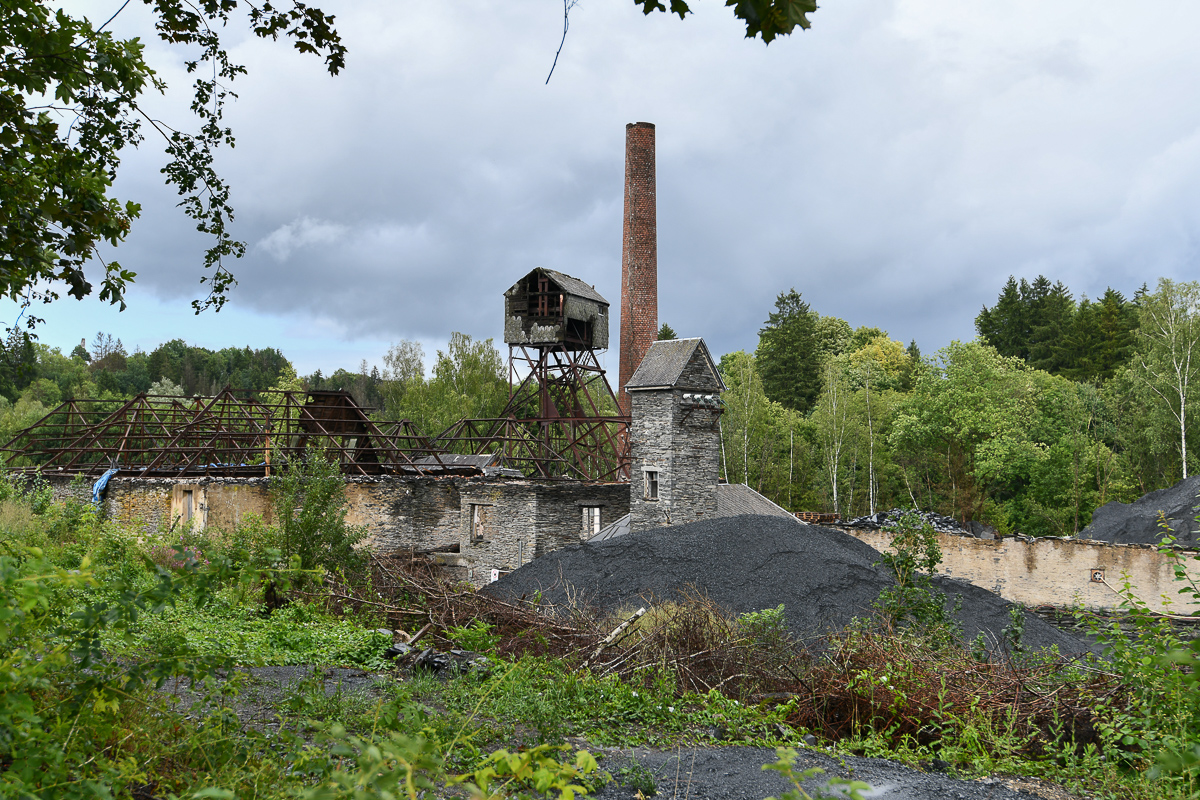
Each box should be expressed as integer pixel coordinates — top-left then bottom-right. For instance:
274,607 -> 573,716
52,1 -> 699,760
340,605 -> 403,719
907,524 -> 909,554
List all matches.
624,337 -> 726,391
504,267 -> 608,306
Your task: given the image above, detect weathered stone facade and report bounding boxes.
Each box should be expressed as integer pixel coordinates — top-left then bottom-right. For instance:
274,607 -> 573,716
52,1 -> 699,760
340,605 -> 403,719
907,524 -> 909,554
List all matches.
843,526 -> 1200,614
628,341 -> 724,531
457,481 -> 627,582
44,473 -> 627,587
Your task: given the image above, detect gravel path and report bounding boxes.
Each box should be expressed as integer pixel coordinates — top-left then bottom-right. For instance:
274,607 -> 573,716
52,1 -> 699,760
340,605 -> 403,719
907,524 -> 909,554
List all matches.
590,745 -> 1066,800
485,515 -> 1088,653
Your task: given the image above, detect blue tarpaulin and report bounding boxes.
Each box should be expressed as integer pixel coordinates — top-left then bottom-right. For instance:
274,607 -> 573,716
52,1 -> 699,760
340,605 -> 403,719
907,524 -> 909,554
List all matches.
92,468 -> 119,506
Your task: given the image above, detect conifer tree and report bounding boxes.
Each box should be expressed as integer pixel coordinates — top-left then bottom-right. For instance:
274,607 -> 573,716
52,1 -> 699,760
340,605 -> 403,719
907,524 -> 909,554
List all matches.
756,289 -> 822,413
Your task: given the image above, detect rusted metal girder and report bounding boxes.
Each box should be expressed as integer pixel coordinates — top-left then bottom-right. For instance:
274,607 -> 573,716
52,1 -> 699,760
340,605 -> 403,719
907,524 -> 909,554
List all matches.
431,344 -> 630,481
0,389 -> 460,478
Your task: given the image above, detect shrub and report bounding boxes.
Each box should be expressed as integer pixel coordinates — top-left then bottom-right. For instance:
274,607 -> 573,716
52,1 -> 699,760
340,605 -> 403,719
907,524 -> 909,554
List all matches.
270,451 -> 366,577
873,509 -> 960,641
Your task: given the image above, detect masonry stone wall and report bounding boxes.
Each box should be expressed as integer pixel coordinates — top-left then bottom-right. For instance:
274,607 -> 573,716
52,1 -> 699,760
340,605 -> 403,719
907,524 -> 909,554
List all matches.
630,387 -> 720,531
108,480 -> 176,533
458,481 -> 629,586
678,348 -> 722,392
345,479 -> 462,551
37,472 -> 627,588
843,527 -> 1200,614
460,483 -> 538,581
535,482 -> 628,555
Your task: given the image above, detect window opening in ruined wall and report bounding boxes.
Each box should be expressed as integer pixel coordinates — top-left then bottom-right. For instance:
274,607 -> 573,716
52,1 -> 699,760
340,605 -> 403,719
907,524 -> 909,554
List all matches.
643,469 -> 659,500
582,506 -> 602,537
470,503 -> 492,543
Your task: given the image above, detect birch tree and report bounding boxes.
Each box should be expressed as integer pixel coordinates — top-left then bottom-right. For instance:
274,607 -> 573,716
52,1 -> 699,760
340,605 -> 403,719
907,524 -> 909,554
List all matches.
813,360 -> 854,515
1134,279 -> 1200,479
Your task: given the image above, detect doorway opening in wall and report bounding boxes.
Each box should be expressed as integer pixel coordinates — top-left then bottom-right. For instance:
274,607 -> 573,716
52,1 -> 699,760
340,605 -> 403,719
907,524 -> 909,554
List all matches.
182,489 -> 194,522
582,506 -> 602,537
644,469 -> 659,500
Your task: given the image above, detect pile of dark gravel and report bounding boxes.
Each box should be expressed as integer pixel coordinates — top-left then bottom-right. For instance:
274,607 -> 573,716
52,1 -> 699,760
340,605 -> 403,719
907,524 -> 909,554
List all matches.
841,509 -> 966,533
484,515 -> 1087,653
1079,476 -> 1200,545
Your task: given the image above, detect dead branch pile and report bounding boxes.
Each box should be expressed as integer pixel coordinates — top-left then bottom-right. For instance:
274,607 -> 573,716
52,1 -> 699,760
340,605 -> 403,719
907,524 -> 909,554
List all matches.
303,549 -> 605,659
788,628 -> 1127,756
583,588 -> 796,698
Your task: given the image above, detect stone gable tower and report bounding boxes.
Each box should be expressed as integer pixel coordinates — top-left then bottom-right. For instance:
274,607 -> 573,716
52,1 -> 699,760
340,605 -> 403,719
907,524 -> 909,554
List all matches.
625,337 -> 725,531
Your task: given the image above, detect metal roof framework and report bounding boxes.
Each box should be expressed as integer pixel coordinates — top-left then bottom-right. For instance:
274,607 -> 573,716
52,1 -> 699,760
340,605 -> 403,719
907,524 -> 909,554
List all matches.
433,344 -> 630,482
0,389 -> 460,478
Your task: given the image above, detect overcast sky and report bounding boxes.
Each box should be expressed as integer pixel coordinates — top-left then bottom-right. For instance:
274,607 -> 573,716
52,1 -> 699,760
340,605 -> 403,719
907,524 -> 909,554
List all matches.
16,1 -> 1200,375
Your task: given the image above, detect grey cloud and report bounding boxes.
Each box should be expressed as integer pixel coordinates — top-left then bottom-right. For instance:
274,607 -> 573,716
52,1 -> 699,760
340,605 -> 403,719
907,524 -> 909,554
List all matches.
95,0 -> 1200,366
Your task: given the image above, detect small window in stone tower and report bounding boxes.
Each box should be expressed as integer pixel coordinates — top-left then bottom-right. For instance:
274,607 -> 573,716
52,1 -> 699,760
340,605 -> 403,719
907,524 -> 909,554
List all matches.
644,470 -> 659,500
582,506 -> 601,537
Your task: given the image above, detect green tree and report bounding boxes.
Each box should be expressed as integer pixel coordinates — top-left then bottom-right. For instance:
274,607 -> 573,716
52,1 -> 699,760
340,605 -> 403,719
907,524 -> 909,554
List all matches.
890,341 -> 1043,522
0,1 -> 346,321
1027,279 -> 1075,374
812,359 -> 856,516
976,276 -> 1029,360
270,450 -> 365,576
755,289 -> 822,413
976,275 -> 1075,371
718,351 -> 774,487
1132,278 -> 1200,479
380,339 -> 426,420
657,323 -> 677,340
846,333 -> 910,515
385,333 -> 507,436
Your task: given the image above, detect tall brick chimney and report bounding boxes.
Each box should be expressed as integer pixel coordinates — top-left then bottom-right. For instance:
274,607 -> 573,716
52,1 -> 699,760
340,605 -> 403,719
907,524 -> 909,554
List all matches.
618,122 -> 658,415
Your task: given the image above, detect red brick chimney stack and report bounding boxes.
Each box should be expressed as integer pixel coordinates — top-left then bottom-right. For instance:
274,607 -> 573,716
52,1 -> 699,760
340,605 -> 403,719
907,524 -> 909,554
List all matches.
618,122 -> 658,415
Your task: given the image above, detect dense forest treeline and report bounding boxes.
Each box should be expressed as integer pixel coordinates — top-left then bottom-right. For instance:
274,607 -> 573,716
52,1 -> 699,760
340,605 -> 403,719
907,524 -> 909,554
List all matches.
0,275 -> 1193,537
719,276 -> 1194,537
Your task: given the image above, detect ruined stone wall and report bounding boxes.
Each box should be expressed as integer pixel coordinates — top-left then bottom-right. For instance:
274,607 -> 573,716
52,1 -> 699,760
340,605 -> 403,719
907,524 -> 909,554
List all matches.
346,478 -> 462,551
38,472 -> 626,587
535,482 -> 629,555
630,388 -> 719,531
457,481 -> 629,586
204,482 -> 272,532
45,475 -> 92,505
844,527 -> 1200,614
107,479 -> 176,534
460,483 -> 538,581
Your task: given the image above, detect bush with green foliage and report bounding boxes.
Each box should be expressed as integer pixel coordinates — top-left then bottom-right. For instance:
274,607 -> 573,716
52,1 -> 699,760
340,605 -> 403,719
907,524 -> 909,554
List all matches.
872,510 -> 959,640
270,451 -> 367,576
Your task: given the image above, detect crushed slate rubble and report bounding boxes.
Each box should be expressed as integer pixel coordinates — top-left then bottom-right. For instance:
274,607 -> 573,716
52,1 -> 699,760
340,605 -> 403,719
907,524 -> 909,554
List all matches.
842,509 -> 966,532
841,509 -> 1004,540
485,514 -> 1088,654
1079,475 -> 1200,545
